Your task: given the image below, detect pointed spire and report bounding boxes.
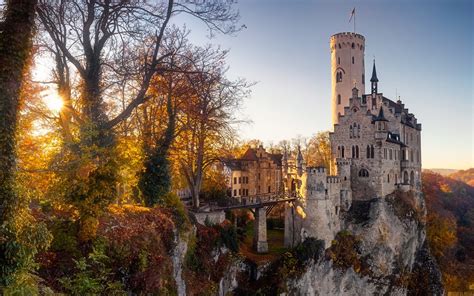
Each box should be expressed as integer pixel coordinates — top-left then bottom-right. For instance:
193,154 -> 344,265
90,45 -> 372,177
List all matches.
374,106 -> 388,122
370,59 -> 379,83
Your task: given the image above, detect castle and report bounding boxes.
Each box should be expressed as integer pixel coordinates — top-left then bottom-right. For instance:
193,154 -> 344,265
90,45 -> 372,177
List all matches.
283,32 -> 422,247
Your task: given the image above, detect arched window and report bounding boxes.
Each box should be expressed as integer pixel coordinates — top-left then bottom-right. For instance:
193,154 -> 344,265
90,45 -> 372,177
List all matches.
403,171 -> 409,184
358,169 -> 369,177
357,124 -> 360,138
410,171 -> 415,186
337,94 -> 341,105
366,145 -> 370,158
341,146 -> 345,158
356,145 -> 359,158
370,145 -> 374,158
350,126 -> 353,138
351,42 -> 355,49
352,146 -> 355,158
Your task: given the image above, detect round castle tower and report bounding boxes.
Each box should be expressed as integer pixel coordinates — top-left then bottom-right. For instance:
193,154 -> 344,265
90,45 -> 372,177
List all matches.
330,32 -> 366,124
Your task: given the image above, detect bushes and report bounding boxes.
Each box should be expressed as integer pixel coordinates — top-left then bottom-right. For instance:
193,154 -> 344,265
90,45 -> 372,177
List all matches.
325,230 -> 370,275
37,204 -> 179,294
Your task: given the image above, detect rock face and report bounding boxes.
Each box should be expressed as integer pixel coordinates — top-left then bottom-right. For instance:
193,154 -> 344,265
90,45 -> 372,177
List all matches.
287,192 -> 444,295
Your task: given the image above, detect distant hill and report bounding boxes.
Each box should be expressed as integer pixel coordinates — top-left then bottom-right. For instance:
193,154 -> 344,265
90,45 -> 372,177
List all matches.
449,168 -> 474,187
422,170 -> 474,292
424,168 -> 459,176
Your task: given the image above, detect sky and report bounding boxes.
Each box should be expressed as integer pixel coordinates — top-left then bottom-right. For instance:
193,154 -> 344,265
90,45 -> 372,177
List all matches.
175,0 -> 473,170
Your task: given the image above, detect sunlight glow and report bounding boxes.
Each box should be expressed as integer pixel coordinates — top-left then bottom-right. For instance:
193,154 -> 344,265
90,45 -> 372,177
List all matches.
44,92 -> 64,114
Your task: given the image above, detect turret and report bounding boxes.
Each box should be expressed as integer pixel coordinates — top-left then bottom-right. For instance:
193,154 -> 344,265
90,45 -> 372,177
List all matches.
282,148 -> 288,174
370,59 -> 378,95
296,145 -> 304,176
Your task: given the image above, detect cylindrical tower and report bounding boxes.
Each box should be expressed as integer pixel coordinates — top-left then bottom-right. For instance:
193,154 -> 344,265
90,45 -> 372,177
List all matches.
330,32 -> 366,124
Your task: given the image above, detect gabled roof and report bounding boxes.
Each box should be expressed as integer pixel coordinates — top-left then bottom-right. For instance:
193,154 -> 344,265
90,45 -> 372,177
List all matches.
373,106 -> 389,122
241,148 -> 258,161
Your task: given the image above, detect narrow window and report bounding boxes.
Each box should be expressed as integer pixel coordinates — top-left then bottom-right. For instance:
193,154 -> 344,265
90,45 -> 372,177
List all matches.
387,174 -> 390,183
234,189 -> 237,196
338,57 -> 340,64
342,146 -> 345,158
351,42 -> 355,49
366,145 -> 370,158
350,126 -> 353,138
239,177 -> 241,184
352,56 -> 354,64
371,145 -> 374,158
356,145 -> 359,158
234,177 -> 237,184
389,149 -> 393,160
268,186 -> 271,193
338,43 -> 341,49
352,146 -> 355,158
357,124 -> 360,138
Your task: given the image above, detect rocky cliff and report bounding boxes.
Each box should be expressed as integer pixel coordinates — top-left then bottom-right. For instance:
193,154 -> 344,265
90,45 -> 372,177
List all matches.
286,191 -> 444,295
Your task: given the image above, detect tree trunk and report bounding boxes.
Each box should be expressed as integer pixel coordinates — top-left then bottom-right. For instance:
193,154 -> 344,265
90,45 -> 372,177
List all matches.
0,0 -> 37,222
0,0 -> 38,285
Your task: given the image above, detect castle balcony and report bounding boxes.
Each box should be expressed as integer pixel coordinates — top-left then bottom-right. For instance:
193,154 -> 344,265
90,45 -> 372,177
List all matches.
400,160 -> 410,168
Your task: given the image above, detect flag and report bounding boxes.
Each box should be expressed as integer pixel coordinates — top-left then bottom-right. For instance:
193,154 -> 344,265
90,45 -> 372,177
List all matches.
349,8 -> 355,23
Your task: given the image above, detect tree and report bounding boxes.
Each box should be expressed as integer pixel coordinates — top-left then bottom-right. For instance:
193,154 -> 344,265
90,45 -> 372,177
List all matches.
0,0 -> 40,286
36,0 -> 240,238
173,46 -> 250,209
306,131 -> 332,170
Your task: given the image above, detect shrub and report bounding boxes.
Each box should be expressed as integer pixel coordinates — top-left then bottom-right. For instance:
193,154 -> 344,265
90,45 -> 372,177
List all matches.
295,237 -> 325,263
325,230 -> 370,275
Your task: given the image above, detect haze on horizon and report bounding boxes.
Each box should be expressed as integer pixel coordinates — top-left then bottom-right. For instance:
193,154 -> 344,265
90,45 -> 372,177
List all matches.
175,0 -> 473,170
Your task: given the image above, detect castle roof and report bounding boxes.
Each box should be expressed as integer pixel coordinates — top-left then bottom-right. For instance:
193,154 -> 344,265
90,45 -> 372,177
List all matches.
373,106 -> 389,122
386,132 -> 407,147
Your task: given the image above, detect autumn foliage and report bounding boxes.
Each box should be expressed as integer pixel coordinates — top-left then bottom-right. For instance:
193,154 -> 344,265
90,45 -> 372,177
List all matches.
422,170 -> 474,292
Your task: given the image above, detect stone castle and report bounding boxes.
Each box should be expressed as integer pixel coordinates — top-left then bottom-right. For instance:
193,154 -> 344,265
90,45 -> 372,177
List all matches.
284,32 -> 422,247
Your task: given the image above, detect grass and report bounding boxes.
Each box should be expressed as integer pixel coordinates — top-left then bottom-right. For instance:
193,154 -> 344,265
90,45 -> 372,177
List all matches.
238,223 -> 287,265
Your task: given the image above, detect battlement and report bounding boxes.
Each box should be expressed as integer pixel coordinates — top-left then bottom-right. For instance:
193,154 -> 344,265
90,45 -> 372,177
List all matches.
327,176 -> 340,184
306,166 -> 327,174
330,32 -> 365,41
335,158 -> 352,166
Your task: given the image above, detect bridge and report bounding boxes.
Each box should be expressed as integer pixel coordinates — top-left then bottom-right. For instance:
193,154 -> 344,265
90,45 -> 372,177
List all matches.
209,193 -> 298,253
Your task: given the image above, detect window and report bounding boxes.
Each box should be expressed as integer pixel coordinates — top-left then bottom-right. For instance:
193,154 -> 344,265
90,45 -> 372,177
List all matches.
337,94 -> 341,105
356,145 -> 359,158
338,43 -> 341,49
387,174 -> 390,183
350,126 -> 353,138
233,189 -> 237,196
362,74 -> 365,84
352,146 -> 355,158
341,146 -> 345,158
370,145 -> 375,159
389,149 -> 393,160
357,124 -> 360,138
336,71 -> 342,83
338,57 -> 340,64
239,177 -> 241,184
234,177 -> 237,184
238,189 -> 241,195
366,145 -> 370,158
384,148 -> 387,159
358,169 -> 369,177
351,42 -> 355,49
352,56 -> 354,64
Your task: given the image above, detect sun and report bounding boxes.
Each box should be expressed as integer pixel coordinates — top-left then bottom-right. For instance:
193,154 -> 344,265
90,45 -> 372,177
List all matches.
43,91 -> 64,114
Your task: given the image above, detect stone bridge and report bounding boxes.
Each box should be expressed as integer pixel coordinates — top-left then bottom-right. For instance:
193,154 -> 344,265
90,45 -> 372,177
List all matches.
211,193 -> 297,253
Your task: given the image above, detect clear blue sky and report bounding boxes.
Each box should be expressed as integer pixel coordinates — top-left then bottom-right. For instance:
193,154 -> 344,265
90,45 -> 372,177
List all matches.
178,0 -> 473,170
